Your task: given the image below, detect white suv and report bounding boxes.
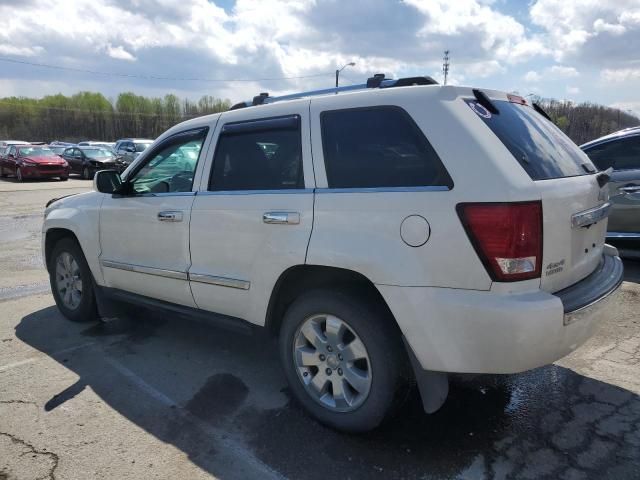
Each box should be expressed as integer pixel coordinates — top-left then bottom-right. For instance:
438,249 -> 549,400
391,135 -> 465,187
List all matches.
42,76 -> 624,432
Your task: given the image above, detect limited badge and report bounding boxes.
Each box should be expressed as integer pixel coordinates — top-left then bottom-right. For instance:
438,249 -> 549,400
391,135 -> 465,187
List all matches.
468,101 -> 492,119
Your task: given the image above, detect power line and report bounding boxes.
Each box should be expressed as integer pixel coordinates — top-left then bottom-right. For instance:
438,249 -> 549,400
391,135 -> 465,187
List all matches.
0,57 -> 334,83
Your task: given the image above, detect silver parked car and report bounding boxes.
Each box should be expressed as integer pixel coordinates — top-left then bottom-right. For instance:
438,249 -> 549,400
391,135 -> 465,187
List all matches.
581,126 -> 640,239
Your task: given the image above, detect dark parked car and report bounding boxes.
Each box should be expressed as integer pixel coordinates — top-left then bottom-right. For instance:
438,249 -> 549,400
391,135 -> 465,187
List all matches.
0,145 -> 70,181
61,146 -> 121,179
581,126 -> 640,239
114,138 -> 153,167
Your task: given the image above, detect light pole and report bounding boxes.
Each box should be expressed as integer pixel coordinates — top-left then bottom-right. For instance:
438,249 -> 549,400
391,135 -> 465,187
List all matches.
336,62 -> 356,88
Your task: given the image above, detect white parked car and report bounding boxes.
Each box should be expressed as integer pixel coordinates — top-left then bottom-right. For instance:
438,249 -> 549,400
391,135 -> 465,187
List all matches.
42,76 -> 623,432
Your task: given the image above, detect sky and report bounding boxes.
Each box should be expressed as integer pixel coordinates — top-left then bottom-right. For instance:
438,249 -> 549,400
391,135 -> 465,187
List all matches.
0,0 -> 639,115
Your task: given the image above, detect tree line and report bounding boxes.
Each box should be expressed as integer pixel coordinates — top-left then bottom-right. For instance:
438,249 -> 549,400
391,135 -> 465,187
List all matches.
0,90 -> 637,145
535,98 -> 638,145
0,91 -> 231,142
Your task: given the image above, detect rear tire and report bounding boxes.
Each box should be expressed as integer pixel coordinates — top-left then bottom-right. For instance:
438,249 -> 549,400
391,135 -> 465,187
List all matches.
59,176 -> 68,181
49,237 -> 98,322
279,289 -> 410,433
82,166 -> 93,180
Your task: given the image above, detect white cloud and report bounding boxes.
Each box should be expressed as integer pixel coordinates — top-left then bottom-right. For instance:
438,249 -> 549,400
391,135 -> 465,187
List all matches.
530,0 -> 640,63
549,65 -> 579,77
106,45 -> 136,62
593,19 -> 626,35
601,68 -> 640,83
524,70 -> 541,82
566,86 -> 581,95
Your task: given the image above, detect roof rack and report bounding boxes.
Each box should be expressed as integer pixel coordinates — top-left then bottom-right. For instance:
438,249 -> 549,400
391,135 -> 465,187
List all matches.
229,74 -> 438,110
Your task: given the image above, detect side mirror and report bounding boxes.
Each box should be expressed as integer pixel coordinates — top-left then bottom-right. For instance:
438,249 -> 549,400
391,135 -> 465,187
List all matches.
94,170 -> 123,194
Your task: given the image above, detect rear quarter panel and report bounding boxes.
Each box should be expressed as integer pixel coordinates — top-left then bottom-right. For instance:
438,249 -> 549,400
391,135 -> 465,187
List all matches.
307,86 -> 542,289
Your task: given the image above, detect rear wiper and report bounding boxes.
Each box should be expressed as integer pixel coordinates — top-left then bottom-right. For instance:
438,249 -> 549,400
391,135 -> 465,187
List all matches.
472,89 -> 499,114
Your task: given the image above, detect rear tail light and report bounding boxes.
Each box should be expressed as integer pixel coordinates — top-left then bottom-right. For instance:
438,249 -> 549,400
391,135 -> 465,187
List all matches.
457,201 -> 542,282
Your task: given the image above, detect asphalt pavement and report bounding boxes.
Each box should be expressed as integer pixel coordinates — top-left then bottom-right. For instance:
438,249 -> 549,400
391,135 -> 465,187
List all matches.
1,177 -> 639,479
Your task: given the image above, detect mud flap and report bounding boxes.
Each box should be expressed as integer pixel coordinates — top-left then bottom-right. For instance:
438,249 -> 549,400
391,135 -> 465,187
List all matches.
93,283 -> 124,320
402,336 -> 449,414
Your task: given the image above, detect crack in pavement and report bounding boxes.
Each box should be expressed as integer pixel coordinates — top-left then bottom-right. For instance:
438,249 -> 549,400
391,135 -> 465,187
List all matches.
0,432 -> 59,480
0,400 -> 37,406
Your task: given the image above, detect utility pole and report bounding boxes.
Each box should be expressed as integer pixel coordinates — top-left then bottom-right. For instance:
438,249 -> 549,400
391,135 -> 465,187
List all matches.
442,50 -> 450,86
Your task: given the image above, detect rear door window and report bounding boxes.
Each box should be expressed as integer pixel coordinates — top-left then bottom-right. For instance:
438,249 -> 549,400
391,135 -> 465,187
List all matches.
209,115 -> 304,191
320,106 -> 452,189
584,136 -> 640,171
465,99 -> 595,180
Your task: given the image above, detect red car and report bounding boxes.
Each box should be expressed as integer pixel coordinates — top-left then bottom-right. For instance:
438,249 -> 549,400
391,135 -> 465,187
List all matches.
0,145 -> 70,181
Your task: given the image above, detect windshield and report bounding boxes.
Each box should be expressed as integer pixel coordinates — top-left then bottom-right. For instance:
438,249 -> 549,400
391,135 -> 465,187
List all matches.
19,147 -> 57,157
465,99 -> 595,180
83,148 -> 114,159
49,146 -> 67,154
135,142 -> 152,152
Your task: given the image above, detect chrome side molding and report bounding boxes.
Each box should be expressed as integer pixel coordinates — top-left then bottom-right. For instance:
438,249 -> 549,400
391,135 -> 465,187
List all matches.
101,260 -> 251,290
101,259 -> 188,280
188,273 -> 250,290
571,202 -> 611,229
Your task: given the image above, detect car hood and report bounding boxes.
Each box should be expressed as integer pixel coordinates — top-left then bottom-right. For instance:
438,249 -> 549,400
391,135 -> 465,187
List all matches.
23,155 -> 66,164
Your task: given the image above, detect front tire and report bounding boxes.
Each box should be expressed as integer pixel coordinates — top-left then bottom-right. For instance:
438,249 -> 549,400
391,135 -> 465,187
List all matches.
279,289 -> 410,432
59,176 -> 68,181
49,237 -> 97,322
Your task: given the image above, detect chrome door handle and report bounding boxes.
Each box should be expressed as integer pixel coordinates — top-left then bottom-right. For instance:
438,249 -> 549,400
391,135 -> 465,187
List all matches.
263,211 -> 300,225
620,185 -> 640,195
158,211 -> 183,222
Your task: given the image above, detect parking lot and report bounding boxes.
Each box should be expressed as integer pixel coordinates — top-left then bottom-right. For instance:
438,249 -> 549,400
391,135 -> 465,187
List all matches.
0,178 -> 639,480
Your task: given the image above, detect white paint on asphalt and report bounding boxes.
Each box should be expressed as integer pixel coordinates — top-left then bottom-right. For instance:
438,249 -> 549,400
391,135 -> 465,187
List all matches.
103,355 -> 286,480
0,341 -> 96,373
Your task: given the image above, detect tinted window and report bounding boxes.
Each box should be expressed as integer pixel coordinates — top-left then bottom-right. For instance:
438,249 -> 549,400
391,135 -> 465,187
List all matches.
135,142 -> 152,152
130,129 -> 207,194
584,136 -> 640,171
320,107 -> 452,189
466,99 -> 595,180
209,116 -> 304,191
82,148 -> 114,159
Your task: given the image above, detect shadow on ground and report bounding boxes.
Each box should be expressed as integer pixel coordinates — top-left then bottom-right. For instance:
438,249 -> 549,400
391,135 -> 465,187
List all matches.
15,287 -> 640,479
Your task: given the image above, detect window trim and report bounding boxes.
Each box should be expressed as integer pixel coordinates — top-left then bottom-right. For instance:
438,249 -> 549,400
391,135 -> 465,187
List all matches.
208,114 -> 306,192
319,105 -> 454,191
120,127 -> 209,196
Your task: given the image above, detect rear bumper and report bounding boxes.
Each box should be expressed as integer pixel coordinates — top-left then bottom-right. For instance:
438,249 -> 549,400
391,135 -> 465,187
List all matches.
377,251 -> 624,374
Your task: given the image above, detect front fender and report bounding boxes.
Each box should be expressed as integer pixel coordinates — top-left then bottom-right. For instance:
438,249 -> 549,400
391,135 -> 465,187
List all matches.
43,191 -> 105,285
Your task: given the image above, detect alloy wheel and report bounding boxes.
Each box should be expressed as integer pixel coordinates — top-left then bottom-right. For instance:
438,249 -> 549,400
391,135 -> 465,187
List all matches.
55,251 -> 83,310
293,314 -> 372,412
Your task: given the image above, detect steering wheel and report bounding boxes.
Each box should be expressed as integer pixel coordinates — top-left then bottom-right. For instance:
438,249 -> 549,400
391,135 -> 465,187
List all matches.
169,171 -> 194,192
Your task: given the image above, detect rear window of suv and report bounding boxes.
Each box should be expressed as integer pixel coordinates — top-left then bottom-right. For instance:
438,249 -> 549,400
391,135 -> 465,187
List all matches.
321,106 -> 453,189
465,99 -> 595,180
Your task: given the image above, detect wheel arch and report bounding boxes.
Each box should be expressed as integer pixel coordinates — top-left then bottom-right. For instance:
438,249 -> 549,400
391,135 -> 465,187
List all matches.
265,264 -> 398,336
44,228 -> 81,273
